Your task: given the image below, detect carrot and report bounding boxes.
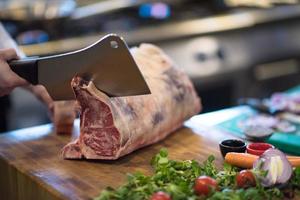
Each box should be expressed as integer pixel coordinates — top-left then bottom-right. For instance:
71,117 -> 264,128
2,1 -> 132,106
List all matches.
225,153 -> 258,168
287,155 -> 300,159
225,153 -> 300,168
288,158 -> 300,167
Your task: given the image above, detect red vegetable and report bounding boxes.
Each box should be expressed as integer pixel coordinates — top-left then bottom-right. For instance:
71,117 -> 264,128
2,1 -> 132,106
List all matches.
236,170 -> 256,188
150,191 -> 171,200
194,176 -> 218,196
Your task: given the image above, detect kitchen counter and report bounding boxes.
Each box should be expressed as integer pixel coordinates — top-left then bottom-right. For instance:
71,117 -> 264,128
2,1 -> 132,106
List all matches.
0,106 -> 298,200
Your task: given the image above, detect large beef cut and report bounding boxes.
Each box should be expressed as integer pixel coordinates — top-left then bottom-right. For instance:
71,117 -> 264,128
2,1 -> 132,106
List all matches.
61,44 -> 201,160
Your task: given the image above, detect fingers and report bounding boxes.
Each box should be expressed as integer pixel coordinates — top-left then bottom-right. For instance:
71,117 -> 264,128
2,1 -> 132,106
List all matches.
0,62 -> 27,87
0,48 -> 19,61
0,49 -> 28,96
0,87 -> 11,97
24,84 -> 54,110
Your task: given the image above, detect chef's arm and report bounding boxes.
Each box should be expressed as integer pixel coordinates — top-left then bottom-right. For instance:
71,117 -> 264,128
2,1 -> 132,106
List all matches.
0,23 -> 54,117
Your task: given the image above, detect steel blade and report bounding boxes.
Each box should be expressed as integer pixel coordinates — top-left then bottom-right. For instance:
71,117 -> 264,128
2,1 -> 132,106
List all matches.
37,34 -> 151,100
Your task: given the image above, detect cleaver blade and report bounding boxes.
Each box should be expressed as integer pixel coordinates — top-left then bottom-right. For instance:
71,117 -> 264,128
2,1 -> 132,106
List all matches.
9,34 -> 151,100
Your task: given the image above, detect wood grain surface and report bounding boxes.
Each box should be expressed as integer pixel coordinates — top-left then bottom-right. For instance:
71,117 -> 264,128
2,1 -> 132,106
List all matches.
0,114 -> 298,200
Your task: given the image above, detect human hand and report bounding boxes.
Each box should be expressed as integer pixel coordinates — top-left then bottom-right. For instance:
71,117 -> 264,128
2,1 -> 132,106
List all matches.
23,85 -> 54,119
0,48 -> 28,96
0,48 -> 54,118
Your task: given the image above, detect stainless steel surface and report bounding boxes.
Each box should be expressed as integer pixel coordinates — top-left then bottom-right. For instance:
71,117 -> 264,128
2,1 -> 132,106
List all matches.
72,0 -> 182,20
72,0 -> 141,20
0,0 -> 76,21
38,34 -> 150,100
159,20 -> 300,79
19,4 -> 300,56
224,0 -> 298,8
254,60 -> 300,81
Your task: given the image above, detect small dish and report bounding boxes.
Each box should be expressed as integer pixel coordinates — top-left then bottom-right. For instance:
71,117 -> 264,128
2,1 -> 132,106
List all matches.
246,142 -> 274,156
219,139 -> 247,158
244,126 -> 274,142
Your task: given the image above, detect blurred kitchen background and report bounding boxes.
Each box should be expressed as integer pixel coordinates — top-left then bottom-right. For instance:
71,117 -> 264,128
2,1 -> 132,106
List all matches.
1,0 -> 300,132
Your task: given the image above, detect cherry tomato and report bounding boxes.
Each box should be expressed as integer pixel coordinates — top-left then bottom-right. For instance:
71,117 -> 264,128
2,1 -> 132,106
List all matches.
236,170 -> 256,188
194,176 -> 218,196
150,191 -> 171,200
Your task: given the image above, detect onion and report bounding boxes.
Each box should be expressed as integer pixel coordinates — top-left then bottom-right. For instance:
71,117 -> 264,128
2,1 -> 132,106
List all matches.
253,149 -> 292,187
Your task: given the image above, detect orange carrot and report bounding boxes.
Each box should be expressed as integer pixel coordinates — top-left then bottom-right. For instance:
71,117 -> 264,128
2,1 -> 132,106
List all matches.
288,158 -> 300,167
287,155 -> 300,159
225,153 -> 258,168
225,153 -> 300,168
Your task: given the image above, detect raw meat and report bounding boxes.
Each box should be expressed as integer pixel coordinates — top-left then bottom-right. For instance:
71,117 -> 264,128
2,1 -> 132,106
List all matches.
61,44 -> 201,160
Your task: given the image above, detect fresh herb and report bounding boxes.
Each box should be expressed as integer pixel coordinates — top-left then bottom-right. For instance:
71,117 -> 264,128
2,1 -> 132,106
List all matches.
215,163 -> 237,189
94,149 -> 299,200
291,167 -> 300,189
208,187 -> 282,200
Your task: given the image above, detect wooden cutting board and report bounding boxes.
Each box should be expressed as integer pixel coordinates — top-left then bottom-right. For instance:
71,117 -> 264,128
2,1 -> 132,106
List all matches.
0,118 -> 230,200
0,116 -> 298,200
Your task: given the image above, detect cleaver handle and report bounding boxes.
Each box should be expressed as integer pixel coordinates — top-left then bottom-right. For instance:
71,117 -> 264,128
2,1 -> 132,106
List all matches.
9,58 -> 38,85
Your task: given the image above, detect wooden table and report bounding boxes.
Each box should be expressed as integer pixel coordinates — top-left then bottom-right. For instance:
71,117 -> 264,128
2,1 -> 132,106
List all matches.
0,106 -> 295,200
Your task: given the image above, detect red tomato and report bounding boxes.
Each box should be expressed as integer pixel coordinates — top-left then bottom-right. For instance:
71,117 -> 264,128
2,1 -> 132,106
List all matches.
194,176 -> 218,196
150,191 -> 171,200
236,170 -> 256,188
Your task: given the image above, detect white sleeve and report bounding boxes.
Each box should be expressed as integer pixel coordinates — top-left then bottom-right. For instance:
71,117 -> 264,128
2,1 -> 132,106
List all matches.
0,22 -> 26,58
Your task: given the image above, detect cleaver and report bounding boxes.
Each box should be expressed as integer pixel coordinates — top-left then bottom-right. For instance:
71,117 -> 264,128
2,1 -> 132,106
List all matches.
9,34 -> 151,100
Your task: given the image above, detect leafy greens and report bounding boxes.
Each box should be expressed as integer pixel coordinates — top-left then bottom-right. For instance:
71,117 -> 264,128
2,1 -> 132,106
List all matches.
95,149 -> 300,200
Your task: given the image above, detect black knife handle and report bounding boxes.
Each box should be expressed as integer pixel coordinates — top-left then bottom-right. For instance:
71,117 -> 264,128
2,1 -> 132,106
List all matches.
9,58 -> 38,85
